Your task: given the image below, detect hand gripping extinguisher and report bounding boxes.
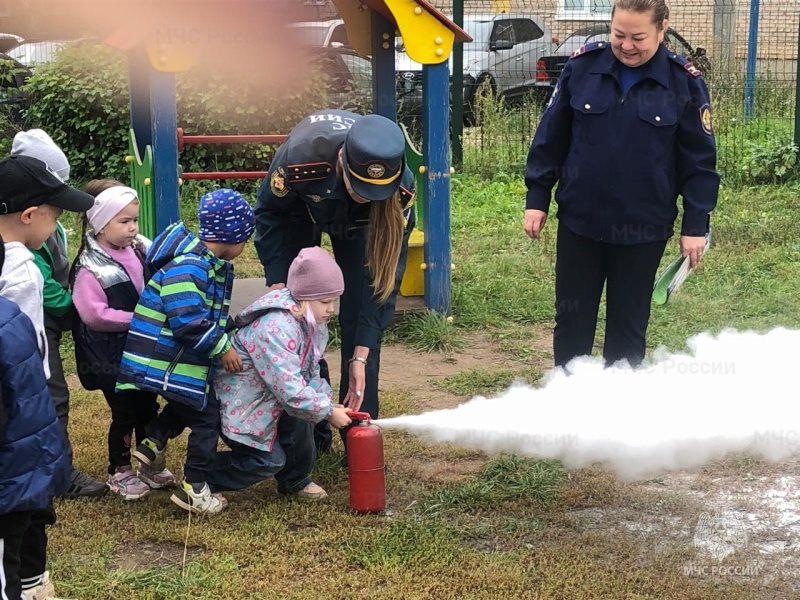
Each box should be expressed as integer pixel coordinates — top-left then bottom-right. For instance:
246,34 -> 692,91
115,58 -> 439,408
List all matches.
346,411 -> 386,514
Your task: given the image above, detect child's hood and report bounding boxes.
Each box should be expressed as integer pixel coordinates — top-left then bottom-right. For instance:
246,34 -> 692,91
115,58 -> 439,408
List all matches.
234,287 -> 299,329
1,242 -> 35,282
145,222 -> 221,276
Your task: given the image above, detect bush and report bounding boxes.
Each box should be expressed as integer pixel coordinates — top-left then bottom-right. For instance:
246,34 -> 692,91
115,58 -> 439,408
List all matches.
23,41 -> 332,183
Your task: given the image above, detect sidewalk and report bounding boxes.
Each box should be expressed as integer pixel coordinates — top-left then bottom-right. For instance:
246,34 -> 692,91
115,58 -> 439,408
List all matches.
231,277 -> 426,317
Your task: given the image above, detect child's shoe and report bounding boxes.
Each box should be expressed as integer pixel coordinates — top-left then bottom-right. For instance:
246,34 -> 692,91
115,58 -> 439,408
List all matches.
132,437 -> 167,470
170,480 -> 228,514
22,571 -> 71,599
293,482 -> 328,501
138,464 -> 177,489
107,466 -> 151,500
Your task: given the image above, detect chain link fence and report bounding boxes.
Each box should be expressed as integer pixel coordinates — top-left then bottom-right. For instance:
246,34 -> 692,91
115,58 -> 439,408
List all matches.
297,0 -> 798,182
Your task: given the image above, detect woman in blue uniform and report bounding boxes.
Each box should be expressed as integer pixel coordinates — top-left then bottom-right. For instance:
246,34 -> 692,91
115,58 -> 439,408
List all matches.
524,0 -> 719,368
255,110 -> 415,451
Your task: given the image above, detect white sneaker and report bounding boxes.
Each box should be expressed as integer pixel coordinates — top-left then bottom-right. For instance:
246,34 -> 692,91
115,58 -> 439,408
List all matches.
170,480 -> 228,514
22,571 -> 72,599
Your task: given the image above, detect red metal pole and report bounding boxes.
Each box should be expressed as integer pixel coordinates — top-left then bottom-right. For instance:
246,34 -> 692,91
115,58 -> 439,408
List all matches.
180,134 -> 288,145
181,171 -> 268,180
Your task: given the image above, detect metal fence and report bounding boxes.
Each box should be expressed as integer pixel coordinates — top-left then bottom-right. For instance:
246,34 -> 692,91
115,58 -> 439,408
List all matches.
299,0 -> 799,181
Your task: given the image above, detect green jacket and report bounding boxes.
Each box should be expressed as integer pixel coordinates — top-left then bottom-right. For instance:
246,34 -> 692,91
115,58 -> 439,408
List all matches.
31,222 -> 73,319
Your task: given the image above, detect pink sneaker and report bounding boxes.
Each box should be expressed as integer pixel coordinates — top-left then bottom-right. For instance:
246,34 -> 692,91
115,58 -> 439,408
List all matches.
107,466 -> 151,500
138,464 -> 177,489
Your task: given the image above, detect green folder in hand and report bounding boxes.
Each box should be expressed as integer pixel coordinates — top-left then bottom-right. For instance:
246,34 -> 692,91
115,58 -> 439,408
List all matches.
652,231 -> 712,305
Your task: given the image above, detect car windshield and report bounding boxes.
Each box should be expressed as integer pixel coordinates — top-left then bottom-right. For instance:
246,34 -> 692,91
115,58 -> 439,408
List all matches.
8,41 -> 65,64
291,26 -> 330,47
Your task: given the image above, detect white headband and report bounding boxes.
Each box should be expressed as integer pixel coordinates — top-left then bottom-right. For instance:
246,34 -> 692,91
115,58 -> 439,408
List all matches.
87,186 -> 138,233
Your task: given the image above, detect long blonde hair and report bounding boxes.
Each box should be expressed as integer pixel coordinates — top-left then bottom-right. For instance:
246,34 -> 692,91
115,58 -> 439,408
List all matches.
367,193 -> 405,303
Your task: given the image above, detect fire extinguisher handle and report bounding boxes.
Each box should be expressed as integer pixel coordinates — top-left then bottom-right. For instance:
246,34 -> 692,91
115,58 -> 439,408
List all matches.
346,411 -> 372,422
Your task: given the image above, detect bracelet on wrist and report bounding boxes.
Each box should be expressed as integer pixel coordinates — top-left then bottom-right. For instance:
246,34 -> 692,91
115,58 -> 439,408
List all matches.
349,356 -> 368,366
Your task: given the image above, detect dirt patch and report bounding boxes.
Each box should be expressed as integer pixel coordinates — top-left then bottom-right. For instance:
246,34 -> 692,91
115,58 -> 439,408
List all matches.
111,541 -> 201,572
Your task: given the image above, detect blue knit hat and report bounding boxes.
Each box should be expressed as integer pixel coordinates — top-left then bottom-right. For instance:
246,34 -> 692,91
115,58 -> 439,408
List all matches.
197,189 -> 255,244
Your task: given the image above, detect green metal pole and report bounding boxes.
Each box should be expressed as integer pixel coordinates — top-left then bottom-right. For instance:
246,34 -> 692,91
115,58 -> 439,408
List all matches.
451,0 -> 464,167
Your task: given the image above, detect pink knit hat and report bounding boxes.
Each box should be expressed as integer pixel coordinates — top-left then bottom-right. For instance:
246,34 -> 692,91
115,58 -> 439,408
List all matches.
287,247 -> 344,301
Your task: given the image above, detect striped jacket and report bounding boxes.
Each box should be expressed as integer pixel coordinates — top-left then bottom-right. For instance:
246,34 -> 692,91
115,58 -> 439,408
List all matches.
116,222 -> 234,411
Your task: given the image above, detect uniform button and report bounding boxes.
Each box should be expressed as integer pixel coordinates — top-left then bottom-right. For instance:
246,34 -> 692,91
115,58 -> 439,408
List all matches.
655,116 -> 661,122
584,103 -> 591,109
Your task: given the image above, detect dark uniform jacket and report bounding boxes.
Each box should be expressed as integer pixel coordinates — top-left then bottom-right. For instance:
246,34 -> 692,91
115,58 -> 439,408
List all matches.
525,42 -> 719,244
255,109 -> 415,349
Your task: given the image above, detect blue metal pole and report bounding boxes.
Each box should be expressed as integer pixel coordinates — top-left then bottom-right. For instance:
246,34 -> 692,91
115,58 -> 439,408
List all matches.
744,0 -> 760,119
371,11 -> 396,120
149,70 -> 180,231
422,62 -> 452,315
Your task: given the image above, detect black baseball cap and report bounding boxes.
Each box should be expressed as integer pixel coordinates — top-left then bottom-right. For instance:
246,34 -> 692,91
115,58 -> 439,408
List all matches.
0,155 -> 95,215
342,114 -> 405,202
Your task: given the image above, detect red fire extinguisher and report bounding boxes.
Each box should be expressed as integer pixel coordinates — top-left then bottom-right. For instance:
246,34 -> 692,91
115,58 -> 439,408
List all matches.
346,411 -> 386,514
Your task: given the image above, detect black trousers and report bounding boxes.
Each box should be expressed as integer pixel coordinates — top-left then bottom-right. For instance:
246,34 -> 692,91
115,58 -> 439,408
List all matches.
102,388 -> 159,474
146,390 -> 221,484
46,327 -> 72,464
0,504 -> 56,600
553,222 -> 668,368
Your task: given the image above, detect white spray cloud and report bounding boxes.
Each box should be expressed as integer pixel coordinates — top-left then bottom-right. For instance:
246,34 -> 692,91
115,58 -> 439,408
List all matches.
376,328 -> 800,480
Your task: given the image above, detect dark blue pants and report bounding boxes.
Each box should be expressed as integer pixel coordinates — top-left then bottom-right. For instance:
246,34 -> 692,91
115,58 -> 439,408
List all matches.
205,413 -> 314,494
146,390 -> 221,484
554,222 -> 668,368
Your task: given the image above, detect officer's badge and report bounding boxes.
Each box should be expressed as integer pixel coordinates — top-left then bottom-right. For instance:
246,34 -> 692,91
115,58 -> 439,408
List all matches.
270,166 -> 289,197
367,163 -> 386,179
699,103 -> 713,135
307,194 -> 322,203
571,44 -> 587,58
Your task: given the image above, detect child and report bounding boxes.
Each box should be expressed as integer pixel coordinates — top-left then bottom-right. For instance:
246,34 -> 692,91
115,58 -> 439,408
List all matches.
11,128 -> 107,499
207,247 -> 352,501
118,188 -> 255,514
72,182 -> 176,500
0,155 -> 94,376
0,233 -> 71,600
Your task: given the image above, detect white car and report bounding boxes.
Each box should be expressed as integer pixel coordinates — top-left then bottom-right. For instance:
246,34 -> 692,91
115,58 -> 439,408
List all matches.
395,13 -> 557,122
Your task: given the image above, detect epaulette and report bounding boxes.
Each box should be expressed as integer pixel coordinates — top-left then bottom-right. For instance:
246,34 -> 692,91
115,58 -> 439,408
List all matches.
570,41 -> 607,59
399,184 -> 415,209
668,52 -> 702,78
286,161 -> 334,183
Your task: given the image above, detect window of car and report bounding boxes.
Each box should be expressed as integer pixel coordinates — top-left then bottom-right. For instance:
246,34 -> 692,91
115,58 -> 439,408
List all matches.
491,20 -> 515,45
330,24 -> 350,47
511,18 -> 544,44
663,30 -> 692,57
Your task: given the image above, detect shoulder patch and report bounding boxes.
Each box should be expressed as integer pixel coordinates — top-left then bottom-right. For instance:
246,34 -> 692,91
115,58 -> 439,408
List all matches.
668,52 -> 702,77
269,166 -> 289,197
699,103 -> 713,135
570,41 -> 607,59
286,161 -> 334,184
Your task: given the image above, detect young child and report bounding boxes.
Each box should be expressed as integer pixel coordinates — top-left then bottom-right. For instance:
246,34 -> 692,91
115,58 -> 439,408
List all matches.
118,188 -> 255,515
0,155 -> 94,376
11,128 -> 107,499
206,247 -> 352,501
0,156 -> 91,599
72,182 -> 176,500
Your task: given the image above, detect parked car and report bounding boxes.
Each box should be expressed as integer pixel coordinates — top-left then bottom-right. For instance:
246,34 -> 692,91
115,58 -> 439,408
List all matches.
396,13 -> 557,123
0,33 -> 23,54
529,23 -> 710,102
289,19 -> 350,48
7,40 -> 69,67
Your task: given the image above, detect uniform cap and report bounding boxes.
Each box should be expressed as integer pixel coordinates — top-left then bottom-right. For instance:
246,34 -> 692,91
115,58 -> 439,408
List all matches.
342,114 -> 405,202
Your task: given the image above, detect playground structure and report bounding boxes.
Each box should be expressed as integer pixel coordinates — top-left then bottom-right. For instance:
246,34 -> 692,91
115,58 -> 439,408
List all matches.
11,0 -> 471,314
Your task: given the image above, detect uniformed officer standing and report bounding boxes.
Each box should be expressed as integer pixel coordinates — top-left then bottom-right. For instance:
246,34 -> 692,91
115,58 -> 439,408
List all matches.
524,0 -> 719,368
255,110 -> 415,451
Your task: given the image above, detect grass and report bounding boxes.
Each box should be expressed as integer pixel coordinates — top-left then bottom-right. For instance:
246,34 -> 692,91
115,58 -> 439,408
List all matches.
46,152 -> 800,597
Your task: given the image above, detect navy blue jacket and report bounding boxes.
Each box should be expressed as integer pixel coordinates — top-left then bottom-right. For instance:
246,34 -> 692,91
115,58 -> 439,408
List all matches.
254,109 -> 415,349
525,42 -> 719,244
0,297 -> 70,515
